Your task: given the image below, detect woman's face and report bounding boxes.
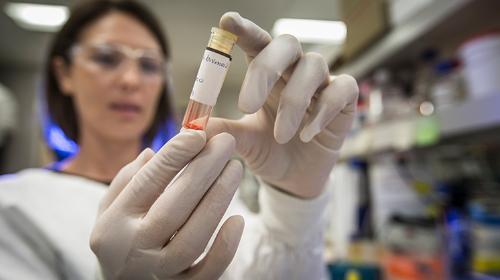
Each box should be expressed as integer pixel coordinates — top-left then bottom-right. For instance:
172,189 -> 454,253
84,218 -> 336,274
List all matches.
56,11 -> 165,143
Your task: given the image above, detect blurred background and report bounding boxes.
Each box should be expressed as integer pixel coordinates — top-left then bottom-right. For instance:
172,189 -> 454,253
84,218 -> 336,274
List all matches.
1,0 -> 500,279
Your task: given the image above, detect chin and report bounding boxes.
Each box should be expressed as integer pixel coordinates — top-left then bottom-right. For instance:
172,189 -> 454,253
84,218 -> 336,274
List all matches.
106,126 -> 148,143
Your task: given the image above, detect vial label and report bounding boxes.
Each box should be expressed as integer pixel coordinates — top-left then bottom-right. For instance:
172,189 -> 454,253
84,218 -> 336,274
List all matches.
190,48 -> 231,106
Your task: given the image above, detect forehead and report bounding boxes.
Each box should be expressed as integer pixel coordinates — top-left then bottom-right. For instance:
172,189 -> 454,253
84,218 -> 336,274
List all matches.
78,11 -> 161,50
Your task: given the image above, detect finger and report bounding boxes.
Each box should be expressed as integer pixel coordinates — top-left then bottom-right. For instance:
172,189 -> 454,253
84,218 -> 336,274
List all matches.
274,52 -> 329,144
97,148 -> 154,216
180,215 -> 245,280
300,74 -> 359,149
161,160 -> 243,275
138,133 -> 236,249
113,129 -> 206,212
219,12 -> 271,60
238,34 -> 303,114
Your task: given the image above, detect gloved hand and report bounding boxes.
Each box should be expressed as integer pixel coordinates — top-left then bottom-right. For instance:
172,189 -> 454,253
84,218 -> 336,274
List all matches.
90,130 -> 245,279
207,12 -> 359,199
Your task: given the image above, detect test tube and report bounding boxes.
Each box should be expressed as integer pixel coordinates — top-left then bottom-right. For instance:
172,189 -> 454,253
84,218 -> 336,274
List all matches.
181,27 -> 238,130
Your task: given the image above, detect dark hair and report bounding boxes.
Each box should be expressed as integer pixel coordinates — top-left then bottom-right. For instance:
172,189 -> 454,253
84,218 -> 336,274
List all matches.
45,0 -> 173,146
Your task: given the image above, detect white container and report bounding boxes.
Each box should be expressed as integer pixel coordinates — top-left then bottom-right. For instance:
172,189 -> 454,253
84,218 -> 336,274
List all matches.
459,33 -> 500,99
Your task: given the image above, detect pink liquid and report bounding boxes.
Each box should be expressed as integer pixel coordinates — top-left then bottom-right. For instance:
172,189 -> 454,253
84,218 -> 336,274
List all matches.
182,100 -> 213,131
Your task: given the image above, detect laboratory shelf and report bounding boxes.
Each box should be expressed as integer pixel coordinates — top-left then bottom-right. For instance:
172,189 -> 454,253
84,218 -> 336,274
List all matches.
438,94 -> 500,137
339,94 -> 500,160
331,0 -> 500,79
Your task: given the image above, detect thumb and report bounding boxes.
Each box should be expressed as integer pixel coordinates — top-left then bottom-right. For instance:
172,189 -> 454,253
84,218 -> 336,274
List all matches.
205,117 -> 244,139
206,117 -> 252,157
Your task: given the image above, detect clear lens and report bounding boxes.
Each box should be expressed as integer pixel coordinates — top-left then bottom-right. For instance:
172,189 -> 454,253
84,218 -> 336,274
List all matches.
138,56 -> 164,75
89,46 -> 124,69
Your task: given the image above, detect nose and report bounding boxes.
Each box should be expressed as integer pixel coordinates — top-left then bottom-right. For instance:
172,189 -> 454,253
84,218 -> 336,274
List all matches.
118,60 -> 141,92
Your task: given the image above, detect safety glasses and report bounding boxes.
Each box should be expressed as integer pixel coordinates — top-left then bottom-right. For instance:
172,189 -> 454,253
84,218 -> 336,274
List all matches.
70,43 -> 167,84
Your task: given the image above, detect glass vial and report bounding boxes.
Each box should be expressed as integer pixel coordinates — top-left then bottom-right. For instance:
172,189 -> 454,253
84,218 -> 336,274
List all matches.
181,27 -> 238,130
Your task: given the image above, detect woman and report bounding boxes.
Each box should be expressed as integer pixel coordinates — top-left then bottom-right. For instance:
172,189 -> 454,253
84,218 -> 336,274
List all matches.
0,0 -> 358,279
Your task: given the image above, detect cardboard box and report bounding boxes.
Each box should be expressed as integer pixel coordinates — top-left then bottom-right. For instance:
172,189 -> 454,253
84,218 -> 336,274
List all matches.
388,0 -> 435,26
340,0 -> 388,60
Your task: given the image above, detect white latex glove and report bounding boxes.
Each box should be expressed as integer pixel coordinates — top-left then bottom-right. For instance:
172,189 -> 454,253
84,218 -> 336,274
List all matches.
90,130 -> 245,279
207,12 -> 359,199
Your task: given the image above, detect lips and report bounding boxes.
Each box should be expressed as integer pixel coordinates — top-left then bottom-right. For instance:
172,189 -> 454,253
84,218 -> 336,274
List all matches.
109,102 -> 142,117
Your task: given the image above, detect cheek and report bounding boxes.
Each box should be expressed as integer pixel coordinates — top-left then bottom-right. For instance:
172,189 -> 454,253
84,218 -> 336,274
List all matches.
71,72 -> 111,121
143,85 -> 164,118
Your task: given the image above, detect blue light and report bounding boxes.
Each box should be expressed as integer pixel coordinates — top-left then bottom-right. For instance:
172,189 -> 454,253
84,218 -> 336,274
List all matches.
43,118 -> 79,160
150,119 -> 178,152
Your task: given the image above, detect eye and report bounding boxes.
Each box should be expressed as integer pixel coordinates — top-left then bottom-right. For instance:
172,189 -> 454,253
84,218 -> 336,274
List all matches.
139,57 -> 163,75
91,49 -> 122,68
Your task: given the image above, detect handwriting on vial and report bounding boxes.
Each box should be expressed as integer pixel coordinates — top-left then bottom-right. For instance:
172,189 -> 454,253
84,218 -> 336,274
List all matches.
205,54 -> 228,68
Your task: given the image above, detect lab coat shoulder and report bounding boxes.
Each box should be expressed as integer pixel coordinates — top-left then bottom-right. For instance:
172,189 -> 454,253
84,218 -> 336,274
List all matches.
0,168 -> 106,280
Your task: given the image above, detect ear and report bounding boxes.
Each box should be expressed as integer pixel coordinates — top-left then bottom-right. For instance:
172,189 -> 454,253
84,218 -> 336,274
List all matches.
52,57 -> 75,96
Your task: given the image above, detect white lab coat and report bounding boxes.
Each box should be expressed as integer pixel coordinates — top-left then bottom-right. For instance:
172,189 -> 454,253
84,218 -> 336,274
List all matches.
0,168 -> 330,279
